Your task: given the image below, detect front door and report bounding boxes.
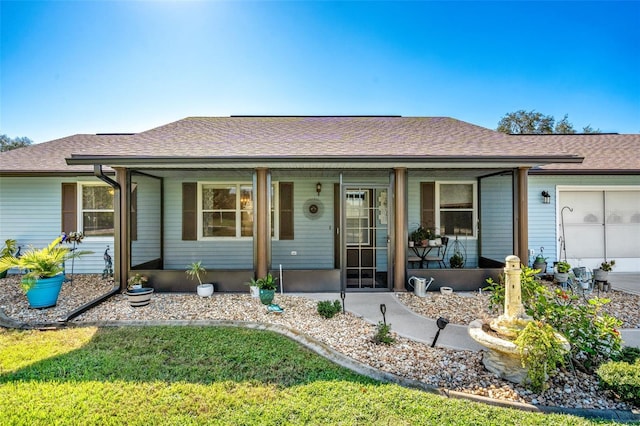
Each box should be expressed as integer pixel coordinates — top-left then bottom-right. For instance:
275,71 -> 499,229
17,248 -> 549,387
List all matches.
341,185 -> 390,290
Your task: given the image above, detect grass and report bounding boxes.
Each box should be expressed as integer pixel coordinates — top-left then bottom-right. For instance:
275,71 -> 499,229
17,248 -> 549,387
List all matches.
0,326 -> 621,425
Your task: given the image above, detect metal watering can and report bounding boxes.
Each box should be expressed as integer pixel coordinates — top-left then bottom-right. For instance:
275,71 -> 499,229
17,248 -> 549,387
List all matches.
408,276 -> 434,297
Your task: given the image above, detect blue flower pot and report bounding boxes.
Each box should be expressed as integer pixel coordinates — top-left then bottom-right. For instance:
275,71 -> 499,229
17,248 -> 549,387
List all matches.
25,274 -> 65,309
259,289 -> 275,305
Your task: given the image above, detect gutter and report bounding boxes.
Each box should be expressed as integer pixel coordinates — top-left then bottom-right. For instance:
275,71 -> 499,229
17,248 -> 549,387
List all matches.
94,164 -> 120,189
40,164 -> 128,323
67,154 -> 585,166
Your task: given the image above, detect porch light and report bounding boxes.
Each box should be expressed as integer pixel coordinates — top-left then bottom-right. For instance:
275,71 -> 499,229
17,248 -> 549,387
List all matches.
316,182 -> 322,196
541,190 -> 551,204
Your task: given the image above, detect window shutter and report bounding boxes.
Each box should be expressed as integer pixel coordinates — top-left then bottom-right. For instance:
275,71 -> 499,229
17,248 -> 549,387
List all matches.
279,182 -> 294,240
131,183 -> 138,241
182,182 -> 197,241
61,183 -> 77,234
420,182 -> 435,231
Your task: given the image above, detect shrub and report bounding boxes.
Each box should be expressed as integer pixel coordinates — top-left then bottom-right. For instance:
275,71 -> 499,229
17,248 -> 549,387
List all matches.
614,346 -> 640,364
317,300 -> 342,319
514,321 -> 567,393
596,359 -> 640,406
372,322 -> 395,345
484,266 -> 622,373
541,297 -> 622,372
484,265 -> 548,314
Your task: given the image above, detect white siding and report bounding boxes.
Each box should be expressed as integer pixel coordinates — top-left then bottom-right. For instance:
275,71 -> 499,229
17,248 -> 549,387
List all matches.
272,178 -> 335,269
480,175 -> 513,263
131,175 -> 162,266
163,178 -> 254,270
529,175 -> 640,272
0,176 -> 114,274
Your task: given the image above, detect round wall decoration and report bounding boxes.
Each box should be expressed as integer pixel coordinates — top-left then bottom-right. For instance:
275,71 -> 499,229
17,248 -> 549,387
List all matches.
303,198 -> 324,220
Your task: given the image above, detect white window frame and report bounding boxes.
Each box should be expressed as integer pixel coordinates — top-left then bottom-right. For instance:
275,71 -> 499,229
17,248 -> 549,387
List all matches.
78,182 -> 115,239
197,182 -> 279,240
435,181 -> 478,238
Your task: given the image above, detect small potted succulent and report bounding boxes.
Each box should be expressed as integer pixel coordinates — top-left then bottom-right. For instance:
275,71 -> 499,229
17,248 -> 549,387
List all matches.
125,273 -> 153,307
127,273 -> 148,290
186,261 -> 214,297
554,261 -> 571,284
594,259 -> 615,282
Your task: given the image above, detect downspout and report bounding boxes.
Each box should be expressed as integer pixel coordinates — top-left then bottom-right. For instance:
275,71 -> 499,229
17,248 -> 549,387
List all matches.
56,165 -> 122,322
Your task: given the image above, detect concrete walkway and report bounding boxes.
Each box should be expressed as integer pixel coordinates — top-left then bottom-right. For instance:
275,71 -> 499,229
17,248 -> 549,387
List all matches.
301,271 -> 640,351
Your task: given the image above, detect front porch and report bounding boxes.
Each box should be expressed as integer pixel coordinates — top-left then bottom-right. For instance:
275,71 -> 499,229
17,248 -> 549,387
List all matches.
102,165 -> 530,293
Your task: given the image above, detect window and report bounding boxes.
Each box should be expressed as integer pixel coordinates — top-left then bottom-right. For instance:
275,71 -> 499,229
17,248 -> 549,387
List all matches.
80,183 -> 114,236
346,190 -> 370,245
200,183 -> 253,238
437,182 -> 476,237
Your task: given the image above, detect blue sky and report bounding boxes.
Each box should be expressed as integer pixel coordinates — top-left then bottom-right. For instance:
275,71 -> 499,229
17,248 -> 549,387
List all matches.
1,0 -> 639,143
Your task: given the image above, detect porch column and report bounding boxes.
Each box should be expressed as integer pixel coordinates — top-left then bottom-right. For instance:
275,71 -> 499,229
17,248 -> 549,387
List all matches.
513,167 -> 529,263
255,168 -> 270,278
114,167 -> 131,291
393,168 -> 407,291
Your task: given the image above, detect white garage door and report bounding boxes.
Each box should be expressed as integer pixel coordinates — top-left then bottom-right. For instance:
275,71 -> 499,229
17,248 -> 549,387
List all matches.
559,188 -> 640,272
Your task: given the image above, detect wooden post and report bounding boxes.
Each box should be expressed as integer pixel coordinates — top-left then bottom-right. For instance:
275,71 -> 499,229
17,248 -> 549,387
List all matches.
255,168 -> 269,278
393,168 -> 407,291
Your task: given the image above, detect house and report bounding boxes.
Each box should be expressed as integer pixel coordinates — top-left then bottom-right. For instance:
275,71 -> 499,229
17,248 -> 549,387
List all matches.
1,116 -> 638,293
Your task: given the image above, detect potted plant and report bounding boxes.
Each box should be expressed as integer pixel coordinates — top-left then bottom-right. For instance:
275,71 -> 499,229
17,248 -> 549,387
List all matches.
554,261 -> 571,284
0,236 -> 91,308
532,253 -> 548,275
125,273 -> 154,307
0,239 -> 18,279
248,273 -> 278,305
410,226 -> 430,247
449,251 -> 464,268
594,259 -> 615,282
186,261 -> 214,297
127,273 -> 148,290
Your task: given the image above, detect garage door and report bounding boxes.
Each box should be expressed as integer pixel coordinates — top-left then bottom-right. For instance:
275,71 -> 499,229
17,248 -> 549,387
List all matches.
559,188 -> 640,272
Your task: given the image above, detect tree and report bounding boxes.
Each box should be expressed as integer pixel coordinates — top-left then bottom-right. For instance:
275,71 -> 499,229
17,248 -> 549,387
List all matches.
497,110 -> 555,134
0,134 -> 33,152
554,114 -> 575,134
497,110 -> 601,134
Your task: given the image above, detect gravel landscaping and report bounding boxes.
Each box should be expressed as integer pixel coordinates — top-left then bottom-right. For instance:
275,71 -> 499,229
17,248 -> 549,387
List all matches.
1,274 -> 638,412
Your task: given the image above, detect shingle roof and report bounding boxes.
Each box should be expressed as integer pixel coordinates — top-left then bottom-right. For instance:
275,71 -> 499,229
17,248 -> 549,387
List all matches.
1,116 -> 636,174
0,134 -> 124,174
519,134 -> 640,173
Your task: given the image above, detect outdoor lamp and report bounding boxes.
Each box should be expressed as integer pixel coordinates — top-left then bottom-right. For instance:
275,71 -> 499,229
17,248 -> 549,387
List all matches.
380,303 -> 387,325
316,182 -> 322,196
340,290 -> 346,314
541,190 -> 551,204
431,316 -> 449,348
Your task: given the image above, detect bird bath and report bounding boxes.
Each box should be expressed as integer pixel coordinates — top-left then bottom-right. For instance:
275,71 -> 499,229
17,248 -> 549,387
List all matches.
469,255 -> 532,382
469,255 -> 569,384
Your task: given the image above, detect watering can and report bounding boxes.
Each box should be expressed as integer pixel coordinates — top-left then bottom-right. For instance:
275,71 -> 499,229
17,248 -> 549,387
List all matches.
408,276 -> 434,297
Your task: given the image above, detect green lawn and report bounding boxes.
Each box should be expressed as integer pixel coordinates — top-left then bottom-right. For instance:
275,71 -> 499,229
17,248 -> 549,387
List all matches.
0,326 -> 619,425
